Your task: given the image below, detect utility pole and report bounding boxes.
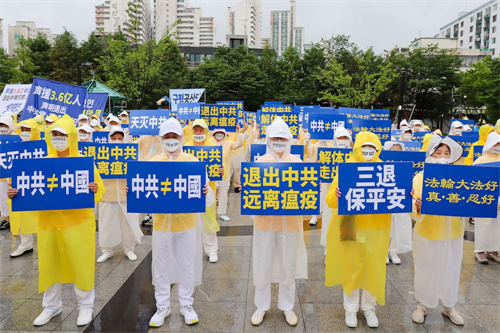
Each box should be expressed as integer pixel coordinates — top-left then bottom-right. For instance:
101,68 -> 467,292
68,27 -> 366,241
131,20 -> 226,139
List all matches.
397,70 -> 406,126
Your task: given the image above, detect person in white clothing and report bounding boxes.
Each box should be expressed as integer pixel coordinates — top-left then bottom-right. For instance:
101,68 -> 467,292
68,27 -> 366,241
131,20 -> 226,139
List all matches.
78,114 -> 89,127
400,126 -> 413,142
78,124 -> 94,142
449,121 -> 464,136
0,115 -> 16,231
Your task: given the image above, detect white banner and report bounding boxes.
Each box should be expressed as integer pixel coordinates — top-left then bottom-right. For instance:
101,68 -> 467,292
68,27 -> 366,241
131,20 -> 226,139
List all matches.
169,88 -> 205,112
0,84 -> 32,115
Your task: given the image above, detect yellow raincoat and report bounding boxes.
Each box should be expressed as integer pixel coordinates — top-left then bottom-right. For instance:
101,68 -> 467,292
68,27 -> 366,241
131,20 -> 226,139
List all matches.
325,132 -> 391,305
183,122 -> 193,147
184,119 -> 220,234
8,118 -> 42,235
464,125 -> 493,165
420,133 -> 433,152
495,120 -> 500,135
34,115 -> 104,292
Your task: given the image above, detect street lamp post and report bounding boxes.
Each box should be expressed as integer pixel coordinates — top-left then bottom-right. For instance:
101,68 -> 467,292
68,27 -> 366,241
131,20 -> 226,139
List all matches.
397,70 -> 406,126
77,62 -> 94,86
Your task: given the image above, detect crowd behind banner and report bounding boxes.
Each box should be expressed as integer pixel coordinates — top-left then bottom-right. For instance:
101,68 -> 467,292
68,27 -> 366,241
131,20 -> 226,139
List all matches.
1,82 -> 500,329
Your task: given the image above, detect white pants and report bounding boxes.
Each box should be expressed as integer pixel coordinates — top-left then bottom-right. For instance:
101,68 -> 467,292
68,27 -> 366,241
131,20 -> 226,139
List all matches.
203,232 -> 218,256
0,181 -> 9,217
254,282 -> 295,312
343,289 -> 377,312
18,233 -> 33,251
217,186 -> 229,215
389,237 -> 398,255
99,202 -> 142,253
474,216 -> 500,253
43,283 -> 94,311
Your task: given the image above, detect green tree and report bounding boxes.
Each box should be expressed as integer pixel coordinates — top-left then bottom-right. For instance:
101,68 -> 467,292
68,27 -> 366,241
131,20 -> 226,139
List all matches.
0,48 -> 15,91
50,30 -> 80,83
9,36 -> 37,84
79,32 -> 107,82
27,33 -> 52,78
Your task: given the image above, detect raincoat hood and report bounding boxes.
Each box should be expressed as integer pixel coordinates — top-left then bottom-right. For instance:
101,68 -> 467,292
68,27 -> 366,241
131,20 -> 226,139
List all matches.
399,119 -> 409,129
16,118 -> 42,141
483,131 -> 500,155
0,114 -> 15,131
349,132 -> 383,162
410,119 -> 424,130
477,125 -> 494,144
495,119 -> 500,135
425,133 -> 463,163
265,116 -> 293,161
212,128 -> 227,140
159,117 -> 184,155
400,126 -> 412,135
449,121 -> 463,135
333,126 -> 352,148
420,133 -> 434,152
383,141 -> 405,151
45,115 -> 79,157
190,118 -> 211,145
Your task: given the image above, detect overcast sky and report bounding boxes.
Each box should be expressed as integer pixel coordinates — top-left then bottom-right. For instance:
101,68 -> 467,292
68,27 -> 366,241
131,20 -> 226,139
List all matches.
0,0 -> 488,54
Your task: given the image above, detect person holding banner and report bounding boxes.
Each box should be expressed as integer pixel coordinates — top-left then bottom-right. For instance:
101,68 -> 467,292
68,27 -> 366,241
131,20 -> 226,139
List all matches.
449,121 -> 464,136
119,111 -> 129,125
147,117 -> 214,327
45,115 -> 58,130
464,124 -> 493,165
411,134 -> 465,326
185,118 -> 222,263
213,127 -> 247,222
399,119 -> 409,129
0,114 -> 16,231
97,127 -> 143,263
8,115 -> 105,327
78,125 -> 94,142
325,132 -> 390,329
250,116 -> 307,327
400,126 -> 413,142
8,118 -> 42,257
78,114 -> 89,127
472,131 -> 500,264
90,118 -> 102,132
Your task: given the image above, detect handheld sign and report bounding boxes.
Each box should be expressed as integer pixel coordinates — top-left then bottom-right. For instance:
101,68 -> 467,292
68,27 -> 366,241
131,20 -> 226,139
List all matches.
0,140 -> 48,178
184,146 -> 223,181
473,145 -> 483,162
200,104 -> 238,132
177,103 -> 202,120
379,150 -> 425,176
307,113 -> 347,140
250,144 -> 304,162
12,157 -> 95,211
129,110 -> 170,135
317,148 -> 352,183
0,84 -> 31,115
448,135 -> 477,157
351,119 -> 392,144
82,93 -> 108,120
79,142 -> 138,179
93,131 -> 110,144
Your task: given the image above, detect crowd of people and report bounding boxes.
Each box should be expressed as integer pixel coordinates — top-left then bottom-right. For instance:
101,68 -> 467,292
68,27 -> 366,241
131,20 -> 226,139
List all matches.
0,109 -> 499,329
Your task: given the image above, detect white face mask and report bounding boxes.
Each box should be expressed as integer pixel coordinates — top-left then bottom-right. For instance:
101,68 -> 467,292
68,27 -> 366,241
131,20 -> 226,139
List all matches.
491,146 -> 500,155
361,146 -> 377,161
110,139 -> 123,143
319,140 -> 328,146
0,128 -> 10,135
194,134 -> 206,143
336,139 -> 350,149
413,127 -> 421,132
163,138 -> 180,153
429,157 -> 449,164
454,128 -> 463,135
215,133 -> 225,141
271,140 -> 288,153
79,133 -> 90,141
52,136 -> 69,151
403,133 -> 412,140
20,131 -> 31,141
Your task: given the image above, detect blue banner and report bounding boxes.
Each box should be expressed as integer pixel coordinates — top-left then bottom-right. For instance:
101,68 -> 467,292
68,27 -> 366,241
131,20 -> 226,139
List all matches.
338,107 -> 371,125
250,144 -> 304,162
216,101 -> 244,126
351,119 -> 392,144
307,113 -> 347,140
82,93 -> 108,120
317,148 -> 352,183
244,111 -> 257,124
421,163 -> 500,218
391,130 -> 401,140
370,109 -> 391,121
379,150 -> 425,176
177,103 -> 202,120
127,161 -> 206,214
129,110 -> 170,135
184,145 -> 223,181
263,101 -> 283,106
462,131 -> 479,140
241,162 -> 320,215
200,104 -> 238,132
451,118 -> 475,126
297,106 -> 331,128
473,145 -> 483,162
21,77 -> 87,122
259,111 -> 299,138
169,88 -> 205,112
448,135 -> 477,157
78,142 -> 138,179
411,132 -> 429,143
0,134 -> 21,144
93,131 -> 110,144
11,157 -> 95,211
0,140 -> 47,178
392,141 -> 423,152
338,162 -> 413,215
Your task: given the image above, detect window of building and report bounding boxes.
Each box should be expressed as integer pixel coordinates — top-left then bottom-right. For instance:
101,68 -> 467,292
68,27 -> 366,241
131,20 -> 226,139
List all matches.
460,30 -> 463,36
460,40 -> 463,46
461,21 -> 464,27
470,26 -> 474,32
493,26 -> 497,33
493,37 -> 497,44
493,15 -> 497,22
471,16 -> 474,22
470,36 -> 473,42
494,4 -> 497,11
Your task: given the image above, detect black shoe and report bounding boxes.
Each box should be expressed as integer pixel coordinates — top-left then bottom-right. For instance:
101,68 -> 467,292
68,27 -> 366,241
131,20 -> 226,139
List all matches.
234,187 -> 241,193
0,220 -> 10,230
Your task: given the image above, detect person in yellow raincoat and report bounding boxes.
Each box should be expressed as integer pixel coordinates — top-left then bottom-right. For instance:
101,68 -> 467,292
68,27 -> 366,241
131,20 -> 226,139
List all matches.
8,115 -> 104,327
119,111 -> 129,125
44,114 -> 58,130
463,124 -> 494,165
8,118 -> 42,257
0,115 -> 16,231
472,131 -> 500,264
325,132 -> 391,329
411,134 -> 465,326
495,119 -> 500,135
250,116 -> 307,328
184,118 -> 222,263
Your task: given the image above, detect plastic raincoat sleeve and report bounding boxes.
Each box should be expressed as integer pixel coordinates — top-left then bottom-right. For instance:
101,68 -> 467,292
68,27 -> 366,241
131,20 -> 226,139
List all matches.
230,132 -> 248,151
464,125 -> 493,165
410,172 -> 425,223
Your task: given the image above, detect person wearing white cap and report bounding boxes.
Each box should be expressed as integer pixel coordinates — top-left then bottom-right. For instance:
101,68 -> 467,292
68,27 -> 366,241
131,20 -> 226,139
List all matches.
411,134 -> 465,326
78,125 -> 94,142
90,119 -> 101,131
410,120 -> 424,133
382,141 -> 413,265
250,116 -> 307,327
449,121 -> 464,136
97,126 -> 143,263
146,117 -> 214,328
212,127 -> 247,222
399,119 -> 409,129
105,116 -> 121,130
0,114 -> 15,231
119,111 -> 129,125
400,126 -> 413,142
472,131 -> 500,264
78,114 -> 89,127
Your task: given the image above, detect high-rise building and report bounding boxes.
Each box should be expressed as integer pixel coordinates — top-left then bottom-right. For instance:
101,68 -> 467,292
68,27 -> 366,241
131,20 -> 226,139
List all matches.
437,0 -> 498,57
154,0 -> 217,47
270,0 -> 305,56
8,21 -> 56,55
95,0 -> 151,43
227,0 -> 262,48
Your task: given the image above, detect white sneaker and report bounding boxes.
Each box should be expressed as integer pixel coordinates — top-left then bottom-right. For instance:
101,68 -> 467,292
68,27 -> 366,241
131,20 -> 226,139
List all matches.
363,308 -> 379,328
284,311 -> 298,326
389,253 -> 401,265
208,253 -> 218,263
220,215 -> 230,222
10,247 -> 33,258
386,256 -> 389,265
180,305 -> 199,325
251,311 -> 265,326
149,307 -> 171,327
345,311 -> 357,328
97,253 -> 113,263
309,216 -> 318,225
125,251 -> 137,261
77,307 -> 93,326
33,308 -> 62,326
